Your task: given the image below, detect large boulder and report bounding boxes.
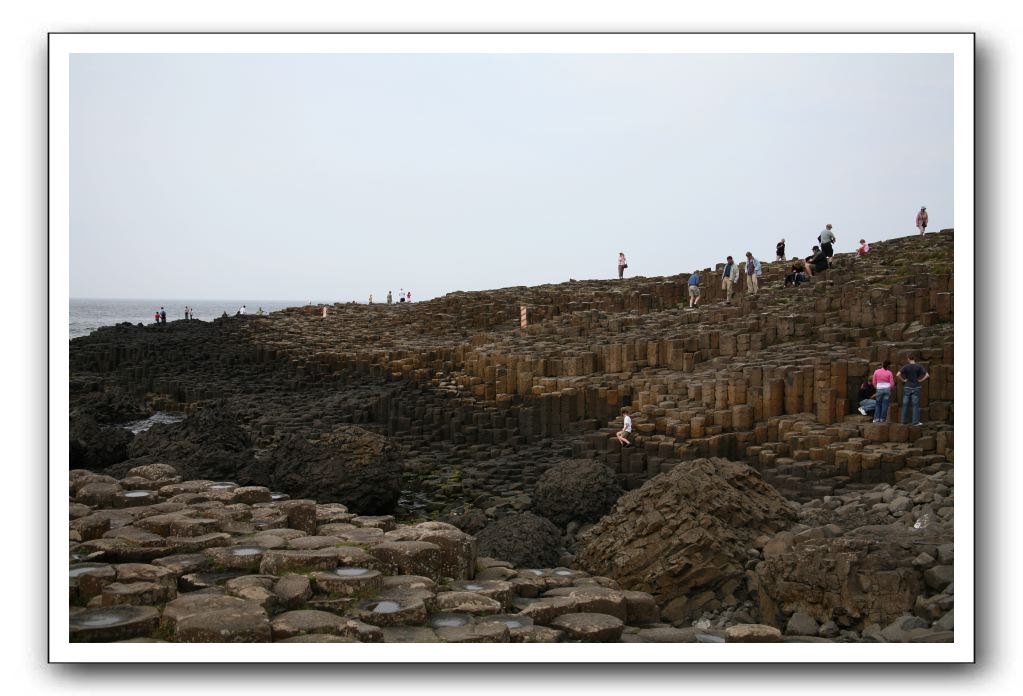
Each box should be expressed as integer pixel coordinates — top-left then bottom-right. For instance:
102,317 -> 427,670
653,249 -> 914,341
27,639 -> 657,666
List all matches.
475,513 -> 562,568
755,521 -> 948,630
574,458 -> 796,622
263,426 -> 403,515
531,459 -> 622,527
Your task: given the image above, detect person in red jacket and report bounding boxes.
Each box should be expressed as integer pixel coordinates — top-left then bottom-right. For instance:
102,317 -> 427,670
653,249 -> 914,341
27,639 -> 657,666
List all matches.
916,206 -> 929,235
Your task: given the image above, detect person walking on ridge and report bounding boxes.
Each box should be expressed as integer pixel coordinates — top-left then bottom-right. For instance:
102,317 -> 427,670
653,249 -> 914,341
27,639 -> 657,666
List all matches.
897,353 -> 929,426
616,409 -> 633,448
744,252 -> 762,296
916,206 -> 928,235
721,255 -> 738,304
387,290 -> 393,305
618,252 -> 628,280
776,239 -> 786,261
687,270 -> 701,308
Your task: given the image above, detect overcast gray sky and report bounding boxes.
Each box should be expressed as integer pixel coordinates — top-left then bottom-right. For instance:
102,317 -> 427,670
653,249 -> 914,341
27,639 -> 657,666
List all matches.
70,52 -> 953,302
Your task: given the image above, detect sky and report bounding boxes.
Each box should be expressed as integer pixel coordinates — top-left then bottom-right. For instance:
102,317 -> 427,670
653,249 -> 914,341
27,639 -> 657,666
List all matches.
70,52 -> 953,302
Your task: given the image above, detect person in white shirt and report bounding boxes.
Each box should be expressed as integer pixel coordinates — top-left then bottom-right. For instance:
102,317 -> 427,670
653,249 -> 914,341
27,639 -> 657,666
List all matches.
239,305 -> 247,315
616,409 -> 633,447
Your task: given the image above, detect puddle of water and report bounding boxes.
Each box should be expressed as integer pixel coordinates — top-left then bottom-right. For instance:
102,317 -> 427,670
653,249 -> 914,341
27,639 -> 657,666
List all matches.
69,564 -> 107,578
229,547 -> 264,557
369,600 -> 401,614
334,567 -> 370,577
75,612 -> 126,627
430,614 -> 469,628
463,583 -> 484,591
122,490 -> 151,498
119,412 -> 185,434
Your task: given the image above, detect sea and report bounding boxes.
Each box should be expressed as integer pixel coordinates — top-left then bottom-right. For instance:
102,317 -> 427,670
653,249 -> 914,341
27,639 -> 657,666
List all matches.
68,298 -> 307,339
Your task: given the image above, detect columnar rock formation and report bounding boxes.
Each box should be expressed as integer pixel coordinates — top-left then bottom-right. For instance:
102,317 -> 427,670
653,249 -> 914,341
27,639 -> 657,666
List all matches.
69,230 -> 956,642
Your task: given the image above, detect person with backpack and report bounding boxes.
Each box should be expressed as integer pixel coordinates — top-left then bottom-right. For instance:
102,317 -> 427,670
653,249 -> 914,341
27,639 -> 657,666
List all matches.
744,252 -> 762,295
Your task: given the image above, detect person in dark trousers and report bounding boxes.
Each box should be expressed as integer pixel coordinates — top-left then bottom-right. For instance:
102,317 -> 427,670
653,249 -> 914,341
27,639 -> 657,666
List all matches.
916,206 -> 929,235
857,379 -> 877,417
387,291 -> 393,305
154,310 -> 160,324
618,252 -> 628,279
776,238 -> 786,261
819,224 -> 836,263
898,353 -> 930,426
160,307 -> 166,324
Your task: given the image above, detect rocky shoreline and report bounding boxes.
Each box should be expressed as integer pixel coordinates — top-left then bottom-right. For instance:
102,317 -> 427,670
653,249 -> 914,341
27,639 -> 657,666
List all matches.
68,231 -> 955,643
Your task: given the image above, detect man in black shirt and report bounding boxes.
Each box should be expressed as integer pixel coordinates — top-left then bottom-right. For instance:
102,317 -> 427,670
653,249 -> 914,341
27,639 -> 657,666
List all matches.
898,353 -> 930,426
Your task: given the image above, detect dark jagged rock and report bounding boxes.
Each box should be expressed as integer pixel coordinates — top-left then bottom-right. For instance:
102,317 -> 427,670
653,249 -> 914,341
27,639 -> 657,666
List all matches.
475,512 -> 563,569
113,403 -> 255,481
262,426 -> 403,514
531,459 -> 622,527
70,414 -> 133,470
573,457 -> 797,622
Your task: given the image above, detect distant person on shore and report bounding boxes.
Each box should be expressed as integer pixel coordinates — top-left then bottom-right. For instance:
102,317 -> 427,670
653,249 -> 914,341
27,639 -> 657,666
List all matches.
687,270 -> 701,308
871,360 -> 895,423
898,353 -> 929,426
618,252 -> 628,279
744,252 -> 762,296
616,409 -> 633,447
368,294 -> 373,305
916,206 -> 928,235
407,291 -> 412,303
160,307 -> 166,324
387,290 -> 393,305
721,255 -> 738,304
257,307 -> 264,316
154,310 -> 160,324
819,224 -> 836,263
399,288 -> 405,303
239,305 -> 247,315
857,239 -> 870,255
776,239 -> 786,261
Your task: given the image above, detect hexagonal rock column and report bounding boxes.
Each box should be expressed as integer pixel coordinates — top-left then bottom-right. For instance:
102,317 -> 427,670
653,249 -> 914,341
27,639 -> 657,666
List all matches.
724,624 -> 783,643
384,522 -> 478,580
369,541 -> 443,580
511,596 -> 578,625
350,596 -> 428,627
70,606 -> 160,642
259,546 -> 376,575
432,591 -> 503,616
270,610 -> 363,641
204,545 -> 268,572
434,622 -> 510,643
162,594 -> 270,643
309,568 -> 382,596
549,612 -> 624,642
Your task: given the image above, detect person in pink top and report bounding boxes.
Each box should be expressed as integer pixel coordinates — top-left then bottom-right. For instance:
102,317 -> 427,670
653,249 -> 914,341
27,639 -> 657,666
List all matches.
857,239 -> 869,255
870,360 -> 896,423
916,206 -> 928,235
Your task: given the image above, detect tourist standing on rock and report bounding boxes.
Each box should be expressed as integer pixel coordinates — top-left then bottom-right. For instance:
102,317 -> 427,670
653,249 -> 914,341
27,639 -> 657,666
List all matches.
776,239 -> 786,261
898,354 -> 929,426
721,255 -> 738,304
239,305 -> 247,315
687,270 -> 701,308
744,252 -> 761,295
916,206 -> 928,234
368,294 -> 373,304
857,239 -> 870,255
618,252 -> 628,279
154,310 -> 160,324
819,224 -> 836,263
160,307 -> 166,324
387,290 -> 393,305
871,360 -> 895,423
616,409 -> 633,447
257,307 -> 264,316
407,291 -> 412,303
399,288 -> 405,303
